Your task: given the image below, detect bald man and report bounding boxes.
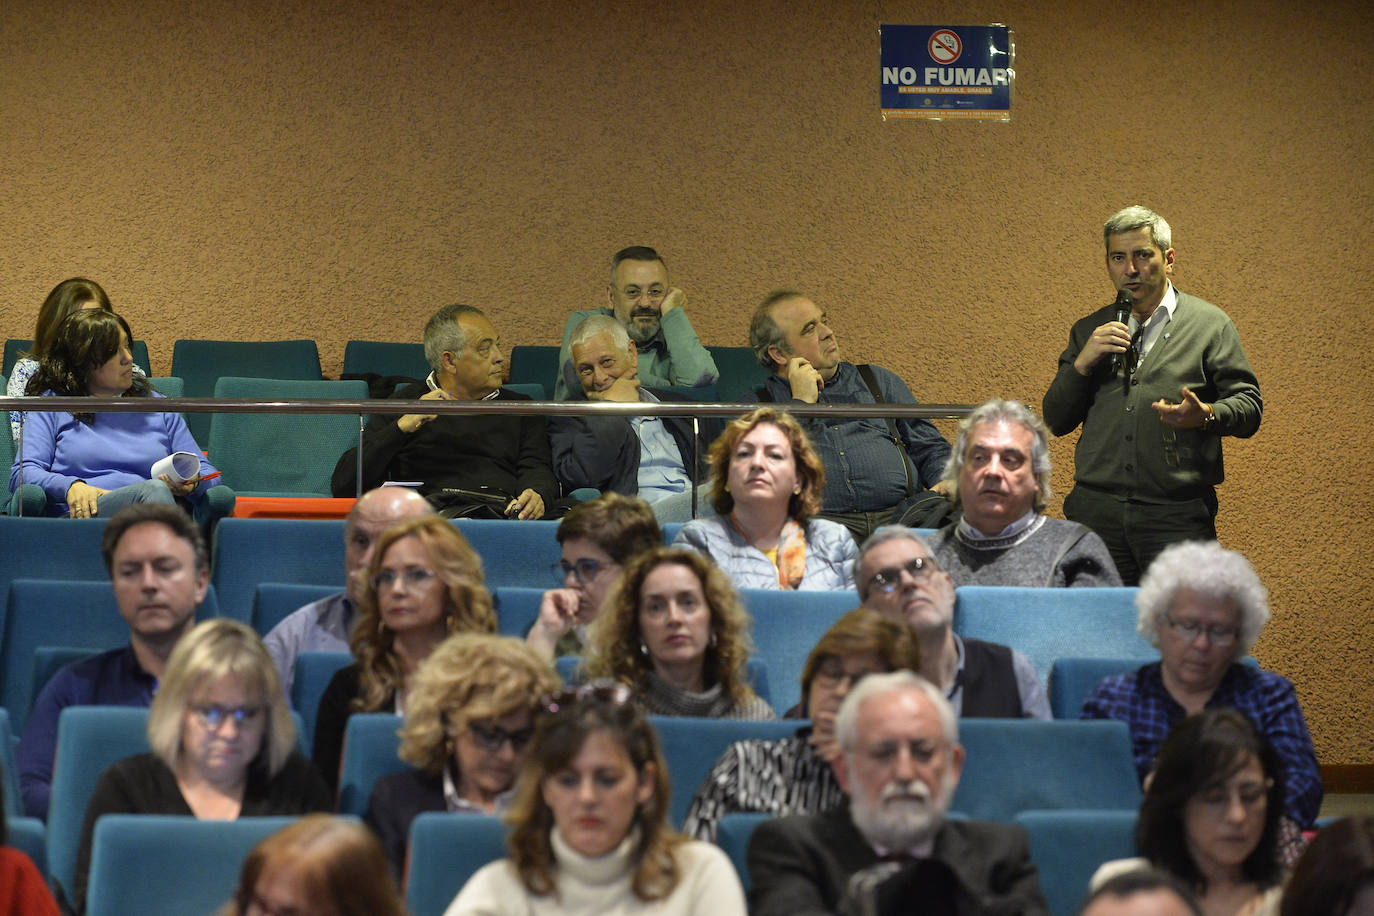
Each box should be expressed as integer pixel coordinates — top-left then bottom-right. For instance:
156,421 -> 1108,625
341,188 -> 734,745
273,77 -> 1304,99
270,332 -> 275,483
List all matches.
264,487 -> 433,694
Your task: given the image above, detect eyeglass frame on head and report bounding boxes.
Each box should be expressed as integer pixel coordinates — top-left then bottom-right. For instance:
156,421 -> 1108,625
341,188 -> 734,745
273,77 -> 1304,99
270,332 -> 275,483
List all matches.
542,680 -> 634,715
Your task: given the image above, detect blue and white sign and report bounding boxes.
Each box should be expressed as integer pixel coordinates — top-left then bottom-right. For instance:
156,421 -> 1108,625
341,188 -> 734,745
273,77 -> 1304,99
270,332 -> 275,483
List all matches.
880,25 -> 1014,121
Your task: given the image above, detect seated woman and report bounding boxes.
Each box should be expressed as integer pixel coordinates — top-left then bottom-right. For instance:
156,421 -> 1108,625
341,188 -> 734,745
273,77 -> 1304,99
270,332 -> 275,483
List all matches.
72,619 -> 331,914
527,492 -> 661,661
10,309 -> 221,519
445,684 -> 747,915
220,814 -> 405,916
584,546 -> 773,720
365,632 -> 560,871
673,406 -> 856,590
1091,708 -> 1286,916
1082,540 -> 1322,830
7,277 -> 146,442
1279,815 -> 1374,916
313,515 -> 497,795
682,607 -> 921,841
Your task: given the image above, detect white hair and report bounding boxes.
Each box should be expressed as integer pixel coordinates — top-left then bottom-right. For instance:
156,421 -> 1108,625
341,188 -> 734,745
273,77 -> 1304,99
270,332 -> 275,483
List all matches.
1135,540 -> 1270,657
835,670 -> 957,752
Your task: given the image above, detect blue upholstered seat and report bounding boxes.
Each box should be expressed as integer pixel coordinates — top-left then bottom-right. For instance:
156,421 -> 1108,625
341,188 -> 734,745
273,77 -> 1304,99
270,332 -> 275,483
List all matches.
405,812 -> 508,916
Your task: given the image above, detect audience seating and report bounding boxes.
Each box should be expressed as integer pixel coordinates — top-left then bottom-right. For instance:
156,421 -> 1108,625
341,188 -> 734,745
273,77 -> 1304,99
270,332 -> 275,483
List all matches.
291,651 -> 353,751
342,340 -> 428,380
452,519 -> 562,589
207,377 -> 370,497
4,338 -> 152,377
0,516 -> 109,614
952,586 -> 1153,683
170,338 -> 323,441
508,345 -> 559,393
716,812 -> 770,894
1,708 -> 19,819
251,582 -> 341,637
337,712 -> 407,816
5,815 -> 46,879
738,588 -> 860,713
210,518 -> 346,622
145,376 -> 184,397
491,586 -> 544,638
231,496 -> 358,520
951,719 -> 1141,823
85,814 -> 298,916
1015,809 -> 1138,916
706,345 -> 770,402
648,716 -> 803,829
46,706 -> 153,901
0,579 -> 220,732
1048,656 -> 1157,720
502,381 -> 546,400
405,813 -> 507,916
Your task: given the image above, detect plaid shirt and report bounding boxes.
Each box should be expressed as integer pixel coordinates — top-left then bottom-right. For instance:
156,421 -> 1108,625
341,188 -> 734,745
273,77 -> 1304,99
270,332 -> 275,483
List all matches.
1081,661 -> 1322,827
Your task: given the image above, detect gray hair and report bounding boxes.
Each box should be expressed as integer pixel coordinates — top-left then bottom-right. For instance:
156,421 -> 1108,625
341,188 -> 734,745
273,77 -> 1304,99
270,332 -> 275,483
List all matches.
853,526 -> 937,602
422,304 -> 485,371
835,670 -> 957,752
939,399 -> 1052,512
1104,205 -> 1173,253
569,313 -> 630,352
748,290 -> 806,370
1135,540 -> 1270,658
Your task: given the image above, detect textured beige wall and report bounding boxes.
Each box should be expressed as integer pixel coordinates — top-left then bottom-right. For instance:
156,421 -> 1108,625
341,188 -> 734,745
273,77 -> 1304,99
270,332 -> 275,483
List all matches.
1,0 -> 1369,765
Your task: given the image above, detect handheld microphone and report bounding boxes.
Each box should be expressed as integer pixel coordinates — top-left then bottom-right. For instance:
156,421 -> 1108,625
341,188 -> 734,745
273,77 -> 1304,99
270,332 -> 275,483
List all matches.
1109,289 -> 1132,375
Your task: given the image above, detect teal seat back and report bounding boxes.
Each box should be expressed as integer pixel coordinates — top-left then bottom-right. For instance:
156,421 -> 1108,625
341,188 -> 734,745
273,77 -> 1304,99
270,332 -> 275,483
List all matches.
170,339 -> 322,441
342,340 -> 428,379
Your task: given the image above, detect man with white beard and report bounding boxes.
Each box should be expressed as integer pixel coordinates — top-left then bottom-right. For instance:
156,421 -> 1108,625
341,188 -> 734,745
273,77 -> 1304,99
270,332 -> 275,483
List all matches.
747,671 -> 1048,916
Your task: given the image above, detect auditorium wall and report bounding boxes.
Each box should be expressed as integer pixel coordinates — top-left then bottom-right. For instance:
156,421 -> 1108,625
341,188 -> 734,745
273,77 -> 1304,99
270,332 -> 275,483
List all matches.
1,0 -> 1369,768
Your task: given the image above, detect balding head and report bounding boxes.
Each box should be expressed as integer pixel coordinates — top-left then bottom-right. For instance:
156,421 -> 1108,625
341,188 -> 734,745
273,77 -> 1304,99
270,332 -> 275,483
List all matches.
344,488 -> 434,602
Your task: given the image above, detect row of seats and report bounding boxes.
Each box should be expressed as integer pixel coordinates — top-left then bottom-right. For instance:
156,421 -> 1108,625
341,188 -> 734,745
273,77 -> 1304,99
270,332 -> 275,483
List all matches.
3,807 -> 1137,916
4,704 -> 1140,914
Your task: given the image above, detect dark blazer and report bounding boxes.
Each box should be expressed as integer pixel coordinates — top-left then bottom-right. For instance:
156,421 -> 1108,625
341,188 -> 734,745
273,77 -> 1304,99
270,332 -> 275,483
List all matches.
547,387 -> 714,495
747,802 -> 1048,916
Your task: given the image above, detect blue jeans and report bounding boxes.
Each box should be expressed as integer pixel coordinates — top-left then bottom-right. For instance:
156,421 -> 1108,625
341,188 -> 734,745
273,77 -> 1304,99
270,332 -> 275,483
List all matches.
94,478 -> 177,516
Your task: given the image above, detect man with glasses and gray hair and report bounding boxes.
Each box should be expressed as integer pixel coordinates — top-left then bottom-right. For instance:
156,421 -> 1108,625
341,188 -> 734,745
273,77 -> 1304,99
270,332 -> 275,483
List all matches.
1043,206 -> 1261,586
856,526 -> 1049,719
747,670 -> 1048,915
1081,540 -> 1322,829
929,398 -> 1120,587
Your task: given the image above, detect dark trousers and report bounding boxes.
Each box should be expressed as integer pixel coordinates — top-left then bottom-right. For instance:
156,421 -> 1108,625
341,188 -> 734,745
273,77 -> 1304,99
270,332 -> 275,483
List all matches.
1063,485 -> 1218,586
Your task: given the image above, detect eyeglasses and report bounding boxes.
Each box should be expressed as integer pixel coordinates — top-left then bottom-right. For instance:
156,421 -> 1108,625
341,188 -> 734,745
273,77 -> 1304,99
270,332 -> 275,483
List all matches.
813,658 -> 881,690
1163,613 -> 1239,646
191,704 -> 265,729
467,721 -> 535,753
866,557 -> 937,594
1194,779 -> 1271,815
372,567 -> 437,591
553,558 -> 610,587
543,680 -> 633,715
862,738 -> 946,766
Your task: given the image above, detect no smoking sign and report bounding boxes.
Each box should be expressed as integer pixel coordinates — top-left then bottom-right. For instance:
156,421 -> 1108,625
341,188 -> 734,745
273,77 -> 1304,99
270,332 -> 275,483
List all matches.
928,29 -> 961,64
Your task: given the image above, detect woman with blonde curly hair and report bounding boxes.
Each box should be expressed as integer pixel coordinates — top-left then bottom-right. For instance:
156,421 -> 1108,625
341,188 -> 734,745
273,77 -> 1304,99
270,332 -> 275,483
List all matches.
365,633 -> 560,870
584,547 -> 773,720
673,407 -> 856,590
313,516 -> 497,795
73,620 -> 331,914
445,684 -> 746,915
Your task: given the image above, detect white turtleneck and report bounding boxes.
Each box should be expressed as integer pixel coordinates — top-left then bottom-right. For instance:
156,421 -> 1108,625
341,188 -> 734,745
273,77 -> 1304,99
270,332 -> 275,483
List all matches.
443,824 -> 745,916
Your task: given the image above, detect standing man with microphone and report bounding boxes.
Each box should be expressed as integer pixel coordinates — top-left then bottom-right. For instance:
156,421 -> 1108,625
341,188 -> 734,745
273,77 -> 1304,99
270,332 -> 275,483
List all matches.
1042,206 -> 1262,584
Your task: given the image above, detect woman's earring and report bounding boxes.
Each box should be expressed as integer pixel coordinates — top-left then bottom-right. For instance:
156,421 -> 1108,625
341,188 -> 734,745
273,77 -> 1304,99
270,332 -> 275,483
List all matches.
639,642 -> 649,657
709,630 -> 718,648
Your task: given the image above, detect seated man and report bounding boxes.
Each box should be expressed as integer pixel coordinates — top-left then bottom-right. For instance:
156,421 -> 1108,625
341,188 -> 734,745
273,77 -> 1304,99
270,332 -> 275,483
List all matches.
857,526 -> 1050,719
17,504 -> 208,819
552,246 -> 718,400
746,290 -> 952,541
331,304 -> 562,519
525,492 -> 661,661
748,670 -> 1048,915
263,486 -> 433,695
928,399 -> 1121,587
682,608 -> 921,842
548,315 -> 713,522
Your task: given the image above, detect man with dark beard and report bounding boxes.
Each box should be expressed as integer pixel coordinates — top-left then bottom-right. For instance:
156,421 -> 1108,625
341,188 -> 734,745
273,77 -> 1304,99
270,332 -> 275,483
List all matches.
747,671 -> 1049,915
552,246 -> 718,400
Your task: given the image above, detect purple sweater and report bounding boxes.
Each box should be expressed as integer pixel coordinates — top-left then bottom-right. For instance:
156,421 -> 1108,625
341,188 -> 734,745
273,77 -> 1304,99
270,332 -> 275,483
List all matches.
9,392 -> 218,515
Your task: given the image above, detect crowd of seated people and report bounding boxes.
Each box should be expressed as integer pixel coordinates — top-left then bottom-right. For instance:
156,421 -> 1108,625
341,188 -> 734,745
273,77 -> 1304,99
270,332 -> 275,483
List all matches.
2,219 -> 1350,915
